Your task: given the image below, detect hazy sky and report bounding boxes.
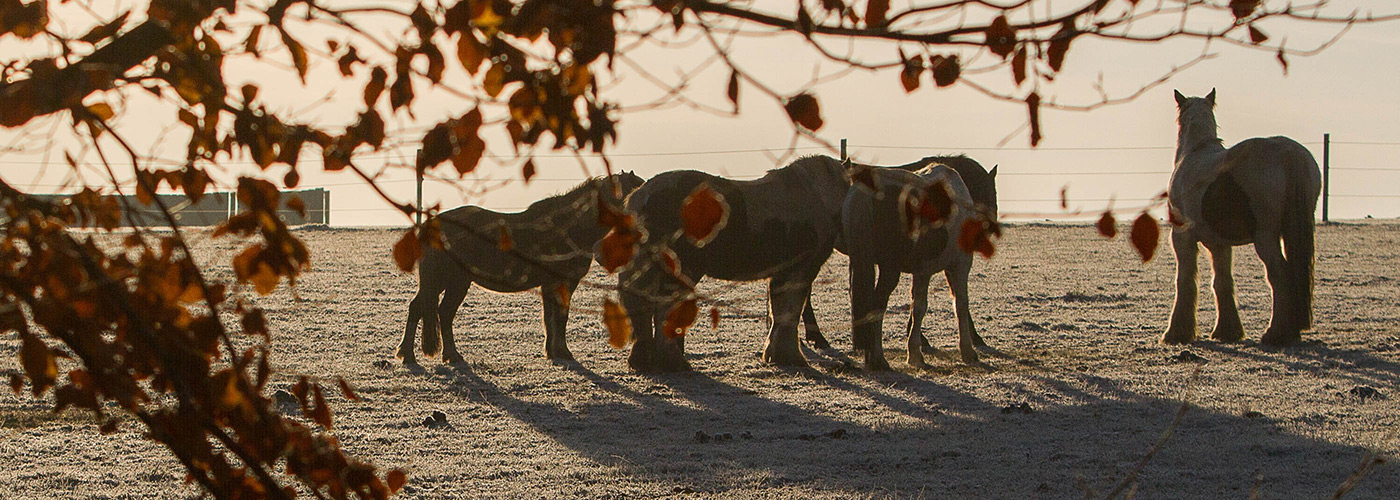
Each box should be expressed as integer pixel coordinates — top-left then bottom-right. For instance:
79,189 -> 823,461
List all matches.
2,1 -> 1397,226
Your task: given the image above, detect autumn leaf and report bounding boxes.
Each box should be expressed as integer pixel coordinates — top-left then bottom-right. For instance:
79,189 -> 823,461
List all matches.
1026,92 -> 1042,146
1131,212 -> 1160,262
19,332 -> 58,396
388,470 -> 408,494
364,67 -> 387,108
663,298 -> 698,339
393,228 -> 422,273
337,378 -> 359,401
521,159 -> 536,183
957,219 -> 996,259
1011,46 -> 1027,85
866,0 -> 890,27
457,33 -> 487,75
1230,0 -> 1260,19
709,307 -> 721,329
919,179 -> 954,224
497,225 -> 513,252
603,299 -> 632,348
900,52 -> 924,92
985,15 -> 1017,58
1047,22 -> 1076,72
930,55 -> 960,87
783,93 -> 823,131
1059,186 -> 1069,210
726,70 -> 740,112
1096,211 -> 1117,238
598,228 -> 638,273
310,383 -> 333,429
681,183 -> 728,247
249,263 -> 280,295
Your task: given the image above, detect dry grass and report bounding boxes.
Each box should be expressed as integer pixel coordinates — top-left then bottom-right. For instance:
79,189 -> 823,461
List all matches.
1,222 -> 1398,498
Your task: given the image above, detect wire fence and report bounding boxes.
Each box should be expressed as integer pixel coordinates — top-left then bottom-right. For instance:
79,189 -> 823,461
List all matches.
7,138 -> 1398,222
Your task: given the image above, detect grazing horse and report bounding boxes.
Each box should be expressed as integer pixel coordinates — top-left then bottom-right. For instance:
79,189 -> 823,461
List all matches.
1164,89 -> 1320,346
841,164 -> 990,370
397,172 -> 645,365
801,155 -> 998,360
619,155 -> 850,372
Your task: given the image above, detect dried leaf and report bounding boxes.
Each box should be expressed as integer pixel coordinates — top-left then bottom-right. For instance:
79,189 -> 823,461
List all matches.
726,70 -> 740,112
1047,22 -> 1076,72
900,52 -> 924,92
598,228 -> 638,273
1248,25 -> 1268,44
457,33 -> 486,75
521,159 -> 536,183
1059,186 -> 1069,210
497,225 -> 513,252
388,470 -> 407,493
279,30 -> 309,82
930,55 -> 961,87
783,93 -> 823,131
603,299 -> 632,348
364,67 -> 387,108
1276,47 -> 1289,75
336,378 -> 359,401
681,184 -> 728,247
19,332 -> 58,396
249,263 -> 280,295
1130,212 -> 1160,262
1026,92 -> 1042,146
393,229 -> 422,273
1096,211 -> 1117,238
1230,0 -> 1260,19
663,298 -> 698,339
866,0 -> 890,27
957,219 -> 997,259
709,306 -> 720,330
1011,46 -> 1027,85
310,383 -> 333,429
985,15 -> 1017,58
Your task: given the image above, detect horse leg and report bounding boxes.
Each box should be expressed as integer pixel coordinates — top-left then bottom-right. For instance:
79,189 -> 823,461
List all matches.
860,266 -> 900,371
761,273 -> 811,368
802,294 -> 832,350
906,272 -> 932,368
1256,234 -> 1301,346
541,282 -> 577,361
436,280 -> 470,364
1281,203 -> 1316,332
398,292 -> 428,365
1205,243 -> 1244,342
1163,230 -> 1200,344
946,260 -> 981,364
849,259 -> 878,354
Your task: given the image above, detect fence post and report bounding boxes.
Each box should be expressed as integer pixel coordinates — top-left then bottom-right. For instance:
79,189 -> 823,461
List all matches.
1322,133 -> 1330,223
840,138 -> 847,162
415,148 -> 424,226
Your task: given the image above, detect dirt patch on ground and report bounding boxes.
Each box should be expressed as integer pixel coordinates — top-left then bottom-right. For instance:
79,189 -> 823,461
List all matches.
2,222 -> 1398,498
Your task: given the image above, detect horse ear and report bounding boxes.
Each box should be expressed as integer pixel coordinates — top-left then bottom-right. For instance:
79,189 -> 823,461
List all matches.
1173,89 -> 1187,107
989,165 -> 998,178
1206,88 -> 1216,105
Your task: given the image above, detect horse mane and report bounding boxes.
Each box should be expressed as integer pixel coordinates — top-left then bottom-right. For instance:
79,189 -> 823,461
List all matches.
522,176 -> 607,213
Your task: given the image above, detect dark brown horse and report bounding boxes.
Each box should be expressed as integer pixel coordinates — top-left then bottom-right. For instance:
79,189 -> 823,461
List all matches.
397,172 -> 645,365
619,155 -> 850,372
801,155 -> 998,361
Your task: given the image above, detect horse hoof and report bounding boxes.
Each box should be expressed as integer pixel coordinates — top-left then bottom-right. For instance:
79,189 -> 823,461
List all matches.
1210,328 -> 1245,343
959,350 -> 979,365
1260,327 -> 1301,347
864,354 -> 892,371
443,354 -> 466,365
1161,328 -> 1197,345
547,349 -> 576,362
807,336 -> 833,350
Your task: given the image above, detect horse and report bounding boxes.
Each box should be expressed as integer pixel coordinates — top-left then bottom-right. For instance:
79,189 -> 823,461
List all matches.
397,171 -> 645,365
1164,89 -> 1321,346
618,155 -> 850,372
801,155 -> 998,363
839,163 -> 992,370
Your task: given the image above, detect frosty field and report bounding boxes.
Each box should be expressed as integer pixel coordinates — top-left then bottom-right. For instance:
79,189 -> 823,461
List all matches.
3,221 -> 1398,498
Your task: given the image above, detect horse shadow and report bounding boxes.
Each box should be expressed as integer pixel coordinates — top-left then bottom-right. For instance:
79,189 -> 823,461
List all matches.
410,353 -> 1393,498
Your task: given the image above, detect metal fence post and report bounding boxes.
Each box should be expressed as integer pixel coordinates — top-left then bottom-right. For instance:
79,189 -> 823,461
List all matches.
1321,133 -> 1330,223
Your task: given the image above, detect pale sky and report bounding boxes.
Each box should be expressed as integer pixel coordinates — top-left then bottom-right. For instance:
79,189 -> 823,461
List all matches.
2,1 -> 1397,226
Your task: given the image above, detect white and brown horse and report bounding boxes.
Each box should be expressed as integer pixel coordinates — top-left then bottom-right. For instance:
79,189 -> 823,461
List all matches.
1164,89 -> 1320,346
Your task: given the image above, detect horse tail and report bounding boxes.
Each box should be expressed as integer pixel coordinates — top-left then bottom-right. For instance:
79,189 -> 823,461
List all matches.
418,252 -> 444,358
1282,157 -> 1319,330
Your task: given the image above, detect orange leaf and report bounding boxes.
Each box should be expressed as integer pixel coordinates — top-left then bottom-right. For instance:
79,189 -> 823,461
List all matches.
554,283 -> 572,310
521,159 -> 536,183
681,184 -> 728,246
311,383 -> 333,429
393,229 -> 422,273
900,52 -> 924,93
249,263 -> 280,295
663,298 -> 698,339
1026,92 -> 1042,146
709,306 -> 720,330
930,54 -> 961,87
337,377 -> 359,401
1130,212 -> 1160,263
19,332 -> 57,396
1011,46 -> 1027,85
364,67 -> 387,108
1060,186 -> 1069,210
603,299 -> 632,348
598,228 -> 638,273
497,225 -> 513,252
957,219 -> 996,259
1248,24 -> 1268,44
783,93 -> 823,131
388,470 -> 407,493
726,71 -> 740,112
1096,211 -> 1117,238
